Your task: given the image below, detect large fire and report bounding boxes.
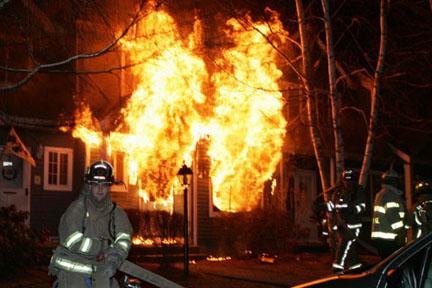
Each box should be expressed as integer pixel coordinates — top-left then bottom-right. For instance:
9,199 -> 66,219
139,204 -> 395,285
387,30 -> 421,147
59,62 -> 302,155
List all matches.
71,4 -> 287,212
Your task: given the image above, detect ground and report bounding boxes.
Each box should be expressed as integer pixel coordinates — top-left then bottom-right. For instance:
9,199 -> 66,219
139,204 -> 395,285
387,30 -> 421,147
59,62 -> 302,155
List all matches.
0,252 -> 378,288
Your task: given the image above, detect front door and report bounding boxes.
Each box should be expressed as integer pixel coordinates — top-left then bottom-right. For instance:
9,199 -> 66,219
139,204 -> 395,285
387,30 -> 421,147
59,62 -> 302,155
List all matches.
0,152 -> 31,218
294,169 -> 318,242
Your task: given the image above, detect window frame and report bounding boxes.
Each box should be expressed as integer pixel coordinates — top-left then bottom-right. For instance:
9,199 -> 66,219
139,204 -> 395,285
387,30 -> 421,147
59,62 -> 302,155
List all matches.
110,150 -> 128,193
43,146 -> 73,191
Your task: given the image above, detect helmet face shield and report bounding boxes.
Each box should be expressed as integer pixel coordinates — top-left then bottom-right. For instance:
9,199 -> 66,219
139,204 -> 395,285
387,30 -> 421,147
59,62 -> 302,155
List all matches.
381,169 -> 399,185
85,161 -> 115,185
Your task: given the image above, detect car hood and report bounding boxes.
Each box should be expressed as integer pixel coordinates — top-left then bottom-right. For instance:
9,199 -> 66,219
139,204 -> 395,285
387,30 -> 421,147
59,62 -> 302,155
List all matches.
292,272 -> 380,288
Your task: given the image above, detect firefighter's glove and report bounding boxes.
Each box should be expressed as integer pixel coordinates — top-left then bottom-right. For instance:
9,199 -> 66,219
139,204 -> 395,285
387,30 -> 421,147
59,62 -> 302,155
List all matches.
99,252 -> 122,278
98,259 -> 117,278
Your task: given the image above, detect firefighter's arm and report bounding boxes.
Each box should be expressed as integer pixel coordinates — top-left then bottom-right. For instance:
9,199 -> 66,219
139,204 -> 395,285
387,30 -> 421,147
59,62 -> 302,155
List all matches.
323,198 -> 337,232
354,186 -> 367,214
401,203 -> 411,230
58,200 -> 87,253
386,200 -> 405,231
110,207 -> 133,259
413,208 -> 423,238
99,207 -> 133,277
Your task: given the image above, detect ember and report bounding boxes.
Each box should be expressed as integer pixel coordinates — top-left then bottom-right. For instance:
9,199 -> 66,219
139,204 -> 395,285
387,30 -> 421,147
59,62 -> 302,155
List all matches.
132,236 -> 154,246
132,236 -> 178,246
206,255 -> 232,262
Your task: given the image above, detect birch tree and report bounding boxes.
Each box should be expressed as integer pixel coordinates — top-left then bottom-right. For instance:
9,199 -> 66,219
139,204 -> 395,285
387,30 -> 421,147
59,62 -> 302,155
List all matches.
321,0 -> 344,185
295,0 -> 330,193
358,0 -> 391,188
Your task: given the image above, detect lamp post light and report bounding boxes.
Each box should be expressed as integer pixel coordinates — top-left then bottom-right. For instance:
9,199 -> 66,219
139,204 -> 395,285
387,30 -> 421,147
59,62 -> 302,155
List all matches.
177,162 -> 193,276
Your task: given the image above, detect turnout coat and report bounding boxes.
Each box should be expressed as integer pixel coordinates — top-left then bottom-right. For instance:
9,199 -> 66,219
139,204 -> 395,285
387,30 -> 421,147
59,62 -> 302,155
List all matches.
49,185 -> 133,288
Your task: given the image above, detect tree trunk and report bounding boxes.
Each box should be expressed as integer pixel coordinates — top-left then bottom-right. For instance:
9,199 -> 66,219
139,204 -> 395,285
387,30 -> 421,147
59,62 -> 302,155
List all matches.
295,0 -> 329,194
321,0 -> 344,184
359,0 -> 390,188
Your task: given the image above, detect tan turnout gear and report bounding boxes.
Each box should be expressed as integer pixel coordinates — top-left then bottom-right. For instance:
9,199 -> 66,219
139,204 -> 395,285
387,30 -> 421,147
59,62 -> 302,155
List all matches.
49,161 -> 133,288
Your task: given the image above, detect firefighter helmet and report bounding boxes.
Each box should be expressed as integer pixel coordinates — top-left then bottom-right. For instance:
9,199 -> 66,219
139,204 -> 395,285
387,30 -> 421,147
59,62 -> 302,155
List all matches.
414,179 -> 431,196
84,160 -> 115,185
381,169 -> 398,181
342,169 -> 356,181
381,169 -> 399,185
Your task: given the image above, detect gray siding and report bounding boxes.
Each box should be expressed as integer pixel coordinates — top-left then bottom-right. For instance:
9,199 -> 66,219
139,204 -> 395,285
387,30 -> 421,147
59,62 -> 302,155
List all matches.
0,127 -> 86,235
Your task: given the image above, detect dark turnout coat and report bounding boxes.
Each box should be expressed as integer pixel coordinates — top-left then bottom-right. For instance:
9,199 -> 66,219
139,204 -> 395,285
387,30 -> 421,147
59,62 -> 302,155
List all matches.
371,184 -> 407,244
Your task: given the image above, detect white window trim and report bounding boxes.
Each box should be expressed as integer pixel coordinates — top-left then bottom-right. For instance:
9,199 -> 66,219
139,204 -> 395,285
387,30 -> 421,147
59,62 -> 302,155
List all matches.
110,151 -> 129,193
44,146 -> 73,191
111,151 -> 128,193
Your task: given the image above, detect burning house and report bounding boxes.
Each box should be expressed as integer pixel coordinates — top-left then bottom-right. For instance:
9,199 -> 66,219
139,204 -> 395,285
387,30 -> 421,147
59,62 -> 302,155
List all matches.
0,0 -> 328,249
4,0 -> 430,253
71,0 -> 296,248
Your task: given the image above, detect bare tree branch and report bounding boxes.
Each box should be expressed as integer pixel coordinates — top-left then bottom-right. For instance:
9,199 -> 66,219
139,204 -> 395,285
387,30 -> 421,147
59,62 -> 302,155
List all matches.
21,0 -> 55,33
0,2 -> 148,92
335,68 -> 367,86
233,16 -> 306,82
341,106 -> 368,130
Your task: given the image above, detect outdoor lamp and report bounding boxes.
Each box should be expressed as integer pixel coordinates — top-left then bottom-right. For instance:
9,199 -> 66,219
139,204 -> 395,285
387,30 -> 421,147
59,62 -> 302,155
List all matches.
177,163 -> 193,186
177,162 -> 193,276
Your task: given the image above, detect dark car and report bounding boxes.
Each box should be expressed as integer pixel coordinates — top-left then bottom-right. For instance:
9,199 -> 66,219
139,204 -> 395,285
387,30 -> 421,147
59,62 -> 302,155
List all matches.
293,232 -> 432,288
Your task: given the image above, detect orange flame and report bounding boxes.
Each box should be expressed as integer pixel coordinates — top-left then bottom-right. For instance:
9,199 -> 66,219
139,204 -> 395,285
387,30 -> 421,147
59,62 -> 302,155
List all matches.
72,104 -> 103,147
72,6 -> 287,212
119,8 -> 207,200
208,11 -> 287,211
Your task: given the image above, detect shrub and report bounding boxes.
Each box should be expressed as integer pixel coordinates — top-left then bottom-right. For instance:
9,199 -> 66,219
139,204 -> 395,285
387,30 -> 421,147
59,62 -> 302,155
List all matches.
125,209 -> 184,268
213,208 -> 293,256
0,205 -> 46,279
126,209 -> 183,241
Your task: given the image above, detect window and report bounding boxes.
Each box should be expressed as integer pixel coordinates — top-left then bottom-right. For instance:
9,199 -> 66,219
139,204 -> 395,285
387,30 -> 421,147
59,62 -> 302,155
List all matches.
111,151 -> 128,192
44,146 -> 73,191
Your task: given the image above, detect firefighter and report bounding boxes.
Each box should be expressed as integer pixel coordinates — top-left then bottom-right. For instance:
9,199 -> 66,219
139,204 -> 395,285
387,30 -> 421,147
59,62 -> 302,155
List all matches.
326,169 -> 366,273
371,169 -> 408,258
311,194 -> 329,238
49,160 -> 133,288
412,179 -> 432,239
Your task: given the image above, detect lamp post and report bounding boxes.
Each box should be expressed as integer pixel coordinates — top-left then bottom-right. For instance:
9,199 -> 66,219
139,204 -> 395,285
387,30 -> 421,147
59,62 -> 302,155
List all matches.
177,162 -> 193,276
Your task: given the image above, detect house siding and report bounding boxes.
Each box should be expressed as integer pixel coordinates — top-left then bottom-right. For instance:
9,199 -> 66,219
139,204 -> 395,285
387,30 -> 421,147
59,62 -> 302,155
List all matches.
111,191 -> 140,210
0,126 -> 86,235
31,132 -> 86,234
